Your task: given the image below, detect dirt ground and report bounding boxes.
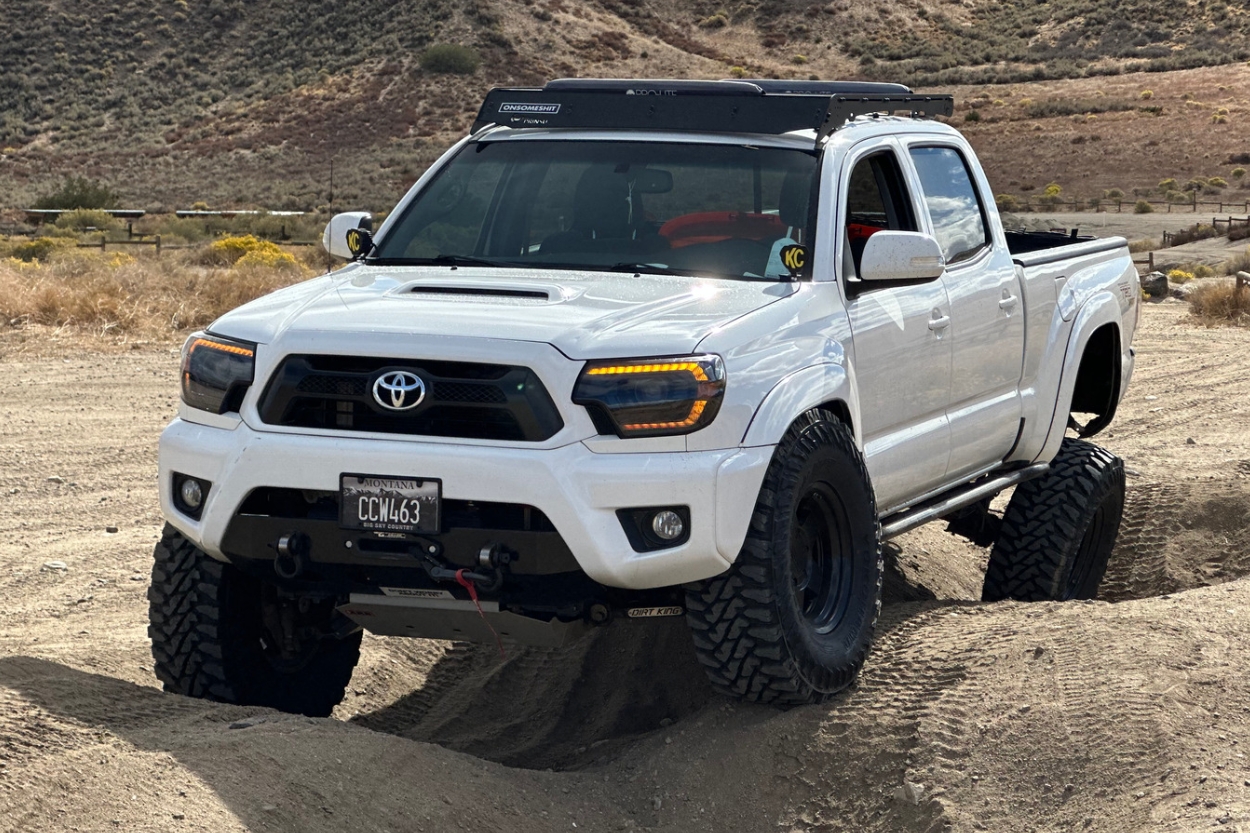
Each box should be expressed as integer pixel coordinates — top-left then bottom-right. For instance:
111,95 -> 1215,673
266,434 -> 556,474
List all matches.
2,301 -> 1250,833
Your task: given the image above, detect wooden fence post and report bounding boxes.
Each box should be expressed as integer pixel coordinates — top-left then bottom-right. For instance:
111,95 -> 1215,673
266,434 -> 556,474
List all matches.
155,235 -> 161,258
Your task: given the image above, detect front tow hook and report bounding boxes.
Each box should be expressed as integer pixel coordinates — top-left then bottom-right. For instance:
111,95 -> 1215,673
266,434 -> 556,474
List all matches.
274,533 -> 309,579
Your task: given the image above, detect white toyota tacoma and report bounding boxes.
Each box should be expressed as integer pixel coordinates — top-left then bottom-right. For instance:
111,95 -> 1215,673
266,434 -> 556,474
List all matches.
150,79 -> 1139,715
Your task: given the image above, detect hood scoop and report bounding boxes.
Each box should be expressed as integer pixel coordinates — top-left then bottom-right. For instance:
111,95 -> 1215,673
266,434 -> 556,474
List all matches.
402,283 -> 555,304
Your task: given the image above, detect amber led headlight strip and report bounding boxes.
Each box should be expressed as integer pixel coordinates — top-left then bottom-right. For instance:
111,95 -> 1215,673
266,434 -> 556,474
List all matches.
180,333 -> 256,414
573,355 -> 725,437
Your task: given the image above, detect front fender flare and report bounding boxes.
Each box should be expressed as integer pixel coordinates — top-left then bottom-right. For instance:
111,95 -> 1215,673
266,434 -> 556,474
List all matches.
741,362 -> 861,448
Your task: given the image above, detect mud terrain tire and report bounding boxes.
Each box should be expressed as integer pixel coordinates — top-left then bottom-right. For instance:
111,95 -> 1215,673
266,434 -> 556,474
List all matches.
148,525 -> 360,717
982,438 -> 1125,602
685,410 -> 882,705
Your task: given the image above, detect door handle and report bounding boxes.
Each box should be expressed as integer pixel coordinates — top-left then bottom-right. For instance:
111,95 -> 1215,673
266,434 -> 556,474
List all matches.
927,313 -> 951,331
999,294 -> 1019,310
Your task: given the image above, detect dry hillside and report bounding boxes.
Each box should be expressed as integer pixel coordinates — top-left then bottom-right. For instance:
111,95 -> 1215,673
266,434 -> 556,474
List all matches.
3,0 -> 1250,210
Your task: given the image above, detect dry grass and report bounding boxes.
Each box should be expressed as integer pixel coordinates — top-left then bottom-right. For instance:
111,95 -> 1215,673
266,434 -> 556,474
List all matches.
1187,279 -> 1250,327
0,247 -> 313,339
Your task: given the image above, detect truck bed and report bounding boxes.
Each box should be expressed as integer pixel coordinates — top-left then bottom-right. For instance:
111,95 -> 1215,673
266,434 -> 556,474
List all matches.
1007,229 -> 1128,267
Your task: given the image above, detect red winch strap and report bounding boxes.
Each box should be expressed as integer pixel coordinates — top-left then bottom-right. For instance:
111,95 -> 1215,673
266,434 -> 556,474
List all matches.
455,569 -> 507,660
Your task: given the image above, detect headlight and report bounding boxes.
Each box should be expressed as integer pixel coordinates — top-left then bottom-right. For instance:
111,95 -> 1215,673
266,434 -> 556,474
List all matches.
573,355 -> 725,438
181,333 -> 256,414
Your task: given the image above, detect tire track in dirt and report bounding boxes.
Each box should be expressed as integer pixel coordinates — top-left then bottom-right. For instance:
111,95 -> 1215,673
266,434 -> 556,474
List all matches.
1103,474 -> 1250,601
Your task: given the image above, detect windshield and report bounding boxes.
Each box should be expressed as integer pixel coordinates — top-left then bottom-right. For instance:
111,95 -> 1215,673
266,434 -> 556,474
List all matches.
371,139 -> 819,281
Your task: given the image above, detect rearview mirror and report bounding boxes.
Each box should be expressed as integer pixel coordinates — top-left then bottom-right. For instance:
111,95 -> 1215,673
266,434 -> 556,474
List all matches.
322,212 -> 373,260
858,231 -> 945,282
632,169 -> 673,194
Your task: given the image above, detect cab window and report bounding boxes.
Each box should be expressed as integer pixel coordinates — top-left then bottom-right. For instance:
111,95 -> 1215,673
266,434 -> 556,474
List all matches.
908,146 -> 990,265
843,151 -> 916,275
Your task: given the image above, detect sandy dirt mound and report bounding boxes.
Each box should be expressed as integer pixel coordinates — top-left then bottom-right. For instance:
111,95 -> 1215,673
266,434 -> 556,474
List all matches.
3,303 -> 1250,832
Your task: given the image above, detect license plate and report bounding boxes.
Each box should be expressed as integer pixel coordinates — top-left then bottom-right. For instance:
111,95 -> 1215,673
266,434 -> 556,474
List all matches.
340,474 -> 440,534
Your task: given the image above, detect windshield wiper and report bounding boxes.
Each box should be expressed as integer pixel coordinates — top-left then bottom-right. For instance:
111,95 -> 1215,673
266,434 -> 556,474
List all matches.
601,262 -> 695,276
365,254 -> 516,269
600,262 -> 781,281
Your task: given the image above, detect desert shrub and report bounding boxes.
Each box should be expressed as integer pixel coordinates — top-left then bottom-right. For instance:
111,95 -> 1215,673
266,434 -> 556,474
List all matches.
418,44 -> 480,75
728,66 -> 746,78
1187,279 -> 1250,326
1213,113 -> 1229,124
1140,89 -> 1154,99
1104,188 -> 1125,200
1168,268 -> 1195,284
235,245 -> 300,271
198,234 -> 286,267
1208,177 -> 1229,188
698,13 -> 728,28
793,54 -> 808,64
0,252 -> 303,335
1229,224 -> 1250,243
1169,224 -> 1220,246
1158,178 -> 1179,192
1127,237 -> 1158,252
964,110 -> 981,123
995,194 -> 1021,211
54,208 -> 119,233
1234,167 -> 1247,179
1184,178 -> 1207,192
32,176 -> 121,210
9,236 -> 77,263
1134,200 -> 1154,214
1024,98 -> 1134,119
1166,190 -> 1191,204
1225,247 -> 1250,275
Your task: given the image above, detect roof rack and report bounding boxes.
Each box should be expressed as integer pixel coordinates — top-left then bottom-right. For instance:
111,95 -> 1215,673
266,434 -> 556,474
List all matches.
470,79 -> 954,144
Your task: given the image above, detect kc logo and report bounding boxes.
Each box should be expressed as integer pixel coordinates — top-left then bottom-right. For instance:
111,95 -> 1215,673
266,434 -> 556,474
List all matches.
779,244 -> 807,274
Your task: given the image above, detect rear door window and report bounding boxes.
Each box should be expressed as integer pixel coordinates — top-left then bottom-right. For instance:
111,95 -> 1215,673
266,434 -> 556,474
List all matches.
908,146 -> 990,266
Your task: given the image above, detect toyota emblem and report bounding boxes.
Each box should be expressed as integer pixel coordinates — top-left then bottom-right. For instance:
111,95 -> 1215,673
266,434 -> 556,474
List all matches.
372,371 -> 426,411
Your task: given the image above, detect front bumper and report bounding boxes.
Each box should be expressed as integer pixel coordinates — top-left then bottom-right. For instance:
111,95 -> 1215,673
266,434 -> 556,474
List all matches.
159,418 -> 773,590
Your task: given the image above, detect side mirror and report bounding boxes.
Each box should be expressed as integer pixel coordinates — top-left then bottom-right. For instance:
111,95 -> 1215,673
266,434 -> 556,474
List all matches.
858,231 -> 945,282
322,212 -> 373,260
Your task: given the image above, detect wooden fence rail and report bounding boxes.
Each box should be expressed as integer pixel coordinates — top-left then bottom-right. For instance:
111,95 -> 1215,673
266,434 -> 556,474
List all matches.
1004,197 -> 1250,214
77,235 -> 162,255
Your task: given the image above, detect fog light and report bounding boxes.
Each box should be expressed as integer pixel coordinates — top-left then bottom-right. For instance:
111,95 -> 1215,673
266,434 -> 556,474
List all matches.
179,478 -> 204,510
651,510 -> 684,541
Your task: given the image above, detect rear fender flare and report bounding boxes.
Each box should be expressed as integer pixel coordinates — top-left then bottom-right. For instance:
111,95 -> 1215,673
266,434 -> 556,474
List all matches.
1037,292 -> 1122,462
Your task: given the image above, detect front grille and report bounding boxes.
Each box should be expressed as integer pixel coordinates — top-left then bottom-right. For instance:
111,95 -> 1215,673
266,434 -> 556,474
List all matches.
259,355 -> 564,442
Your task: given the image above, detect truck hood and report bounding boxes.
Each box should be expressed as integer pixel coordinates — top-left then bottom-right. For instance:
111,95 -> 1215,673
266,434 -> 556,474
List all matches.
210,264 -> 797,359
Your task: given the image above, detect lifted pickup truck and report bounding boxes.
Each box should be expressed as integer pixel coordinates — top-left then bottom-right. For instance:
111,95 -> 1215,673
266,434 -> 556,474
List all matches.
150,79 -> 1138,715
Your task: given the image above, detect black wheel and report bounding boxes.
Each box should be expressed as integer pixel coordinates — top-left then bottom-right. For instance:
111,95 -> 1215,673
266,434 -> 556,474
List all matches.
685,409 -> 882,705
982,438 -> 1125,602
148,524 -> 361,717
